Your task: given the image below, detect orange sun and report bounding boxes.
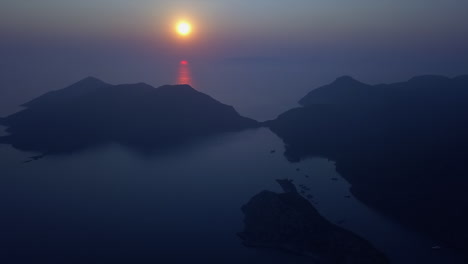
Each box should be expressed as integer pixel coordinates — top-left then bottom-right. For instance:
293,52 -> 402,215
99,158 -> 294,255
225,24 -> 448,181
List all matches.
176,21 -> 192,36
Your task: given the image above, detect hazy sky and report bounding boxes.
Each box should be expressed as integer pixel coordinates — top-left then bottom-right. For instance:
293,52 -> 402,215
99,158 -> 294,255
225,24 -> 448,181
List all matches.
1,0 -> 467,118
2,0 -> 468,57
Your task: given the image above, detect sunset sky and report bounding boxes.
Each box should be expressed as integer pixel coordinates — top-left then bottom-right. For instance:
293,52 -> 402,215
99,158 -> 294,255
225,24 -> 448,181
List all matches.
2,0 -> 468,58
2,3 -> 468,263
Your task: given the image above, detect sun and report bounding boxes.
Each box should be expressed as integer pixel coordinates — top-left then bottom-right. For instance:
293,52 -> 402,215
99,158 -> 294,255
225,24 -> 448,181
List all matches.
176,22 -> 192,36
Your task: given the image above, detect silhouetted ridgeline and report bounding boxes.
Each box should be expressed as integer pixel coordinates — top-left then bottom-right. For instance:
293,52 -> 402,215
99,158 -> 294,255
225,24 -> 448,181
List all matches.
299,75 -> 468,106
0,77 -> 258,154
239,179 -> 389,264
267,75 -> 468,257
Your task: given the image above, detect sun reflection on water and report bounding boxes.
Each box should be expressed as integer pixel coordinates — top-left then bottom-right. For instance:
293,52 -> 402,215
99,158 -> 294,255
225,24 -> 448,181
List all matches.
177,60 -> 194,87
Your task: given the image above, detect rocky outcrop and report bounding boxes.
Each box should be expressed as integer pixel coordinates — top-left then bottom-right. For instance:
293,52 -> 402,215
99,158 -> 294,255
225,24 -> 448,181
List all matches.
239,180 -> 389,264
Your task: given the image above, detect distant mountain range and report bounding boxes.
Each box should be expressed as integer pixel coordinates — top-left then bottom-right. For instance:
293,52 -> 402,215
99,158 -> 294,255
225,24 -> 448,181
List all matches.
299,74 -> 468,106
0,77 -> 258,154
267,75 -> 468,258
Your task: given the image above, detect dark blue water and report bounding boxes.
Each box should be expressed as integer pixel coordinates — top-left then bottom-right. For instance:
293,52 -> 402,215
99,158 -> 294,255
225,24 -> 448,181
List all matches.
0,125 -> 463,263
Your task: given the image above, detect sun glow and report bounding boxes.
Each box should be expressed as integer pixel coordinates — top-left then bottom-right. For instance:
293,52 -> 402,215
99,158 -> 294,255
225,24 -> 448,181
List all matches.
176,21 -> 192,36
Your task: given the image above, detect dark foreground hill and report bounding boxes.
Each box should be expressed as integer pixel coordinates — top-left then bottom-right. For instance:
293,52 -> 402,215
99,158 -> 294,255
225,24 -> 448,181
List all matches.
267,75 -> 468,257
0,77 -> 258,154
239,179 -> 389,264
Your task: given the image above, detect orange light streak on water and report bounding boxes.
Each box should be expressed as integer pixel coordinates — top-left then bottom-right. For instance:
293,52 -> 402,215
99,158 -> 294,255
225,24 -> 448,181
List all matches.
177,60 -> 193,87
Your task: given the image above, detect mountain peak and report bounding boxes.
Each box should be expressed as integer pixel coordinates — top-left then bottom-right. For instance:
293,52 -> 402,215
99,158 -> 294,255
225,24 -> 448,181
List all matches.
22,77 -> 111,108
298,76 -> 372,106
333,76 -> 363,85
73,76 -> 107,86
64,76 -> 111,92
82,76 -> 102,82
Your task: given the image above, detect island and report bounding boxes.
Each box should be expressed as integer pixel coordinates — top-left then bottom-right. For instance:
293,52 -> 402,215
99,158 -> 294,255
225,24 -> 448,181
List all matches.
266,75 -> 468,258
0,77 -> 259,154
239,179 -> 389,264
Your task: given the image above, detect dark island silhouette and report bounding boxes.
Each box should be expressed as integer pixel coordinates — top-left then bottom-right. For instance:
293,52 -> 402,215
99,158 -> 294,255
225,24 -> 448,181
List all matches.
0,77 -> 258,154
239,179 -> 389,264
267,75 -> 468,258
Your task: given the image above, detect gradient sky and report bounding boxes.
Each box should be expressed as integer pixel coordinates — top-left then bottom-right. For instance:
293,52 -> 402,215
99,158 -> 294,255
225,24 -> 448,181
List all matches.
2,0 -> 468,57
1,0 -> 468,119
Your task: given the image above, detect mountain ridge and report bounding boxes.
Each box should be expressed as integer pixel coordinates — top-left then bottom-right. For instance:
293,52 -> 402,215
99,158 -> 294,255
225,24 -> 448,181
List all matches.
0,77 -> 259,154
22,76 -> 112,108
268,74 -> 468,258
299,74 -> 468,106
